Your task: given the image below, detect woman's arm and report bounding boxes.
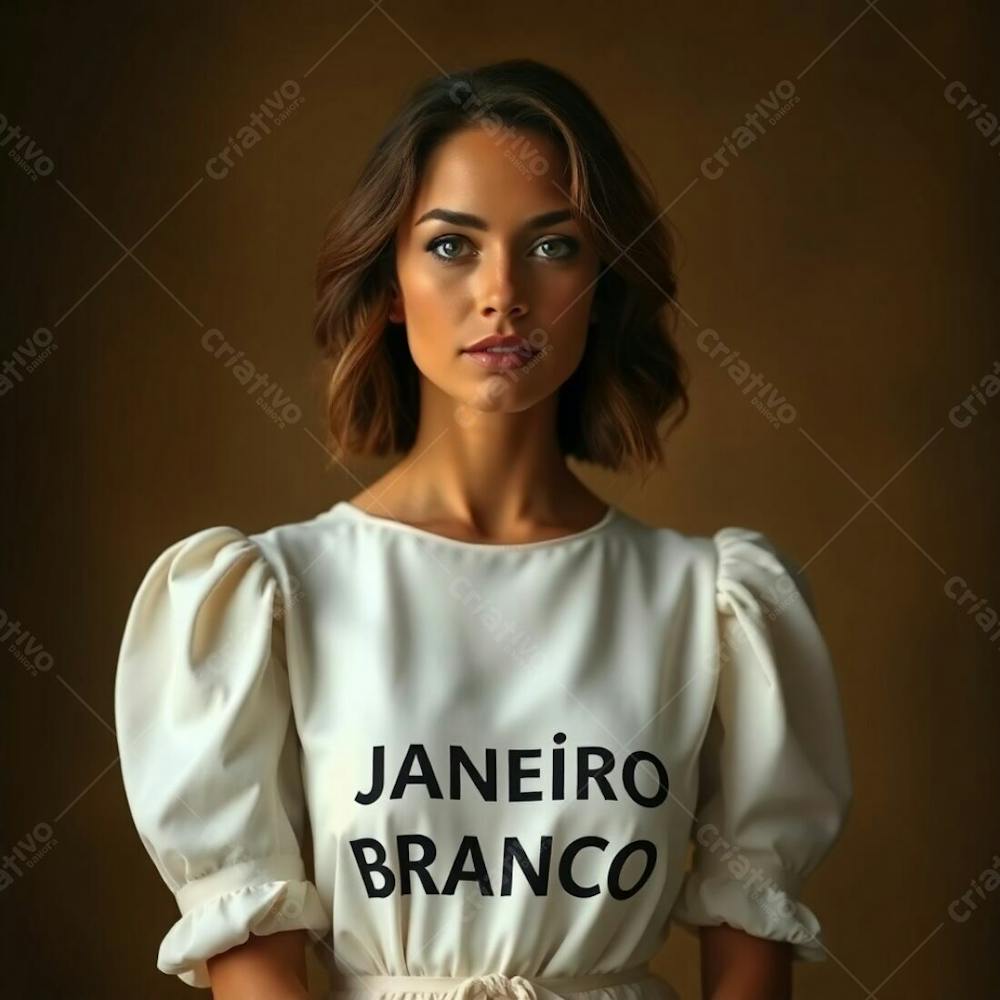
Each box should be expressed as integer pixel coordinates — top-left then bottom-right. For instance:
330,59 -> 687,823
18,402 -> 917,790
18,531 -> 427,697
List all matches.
699,924 -> 792,1000
206,928 -> 310,999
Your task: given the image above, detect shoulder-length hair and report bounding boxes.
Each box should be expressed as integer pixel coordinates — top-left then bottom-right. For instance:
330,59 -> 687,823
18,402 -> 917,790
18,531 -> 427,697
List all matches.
313,57 -> 689,475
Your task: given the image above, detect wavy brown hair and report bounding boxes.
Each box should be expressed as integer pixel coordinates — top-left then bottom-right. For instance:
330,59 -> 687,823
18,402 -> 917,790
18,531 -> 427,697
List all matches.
312,57 -> 689,476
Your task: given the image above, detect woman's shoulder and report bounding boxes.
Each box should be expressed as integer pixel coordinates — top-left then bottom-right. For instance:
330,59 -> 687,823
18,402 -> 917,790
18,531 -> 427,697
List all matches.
613,510 -> 812,601
617,508 -> 789,551
154,507 -> 804,598
244,506 -> 335,559
126,523 -> 273,600
610,506 -> 771,561
122,508 -> 340,611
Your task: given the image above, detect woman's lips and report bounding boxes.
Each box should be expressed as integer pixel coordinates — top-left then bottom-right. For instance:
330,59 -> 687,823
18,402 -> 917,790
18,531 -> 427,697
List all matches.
461,346 -> 539,370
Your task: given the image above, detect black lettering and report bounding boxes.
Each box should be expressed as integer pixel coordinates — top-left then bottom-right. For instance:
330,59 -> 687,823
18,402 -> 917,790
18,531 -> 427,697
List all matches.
442,835 -> 493,895
559,835 -> 608,897
355,745 -> 385,804
390,744 -> 443,799
398,834 -> 439,895
449,745 -> 496,799
509,748 -> 542,801
577,747 -> 617,800
622,751 -> 669,806
608,841 -> 657,899
501,836 -> 552,895
350,838 -> 394,897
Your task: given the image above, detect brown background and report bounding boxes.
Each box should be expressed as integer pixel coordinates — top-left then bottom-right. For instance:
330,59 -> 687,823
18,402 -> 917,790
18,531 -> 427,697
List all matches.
2,2 -> 998,997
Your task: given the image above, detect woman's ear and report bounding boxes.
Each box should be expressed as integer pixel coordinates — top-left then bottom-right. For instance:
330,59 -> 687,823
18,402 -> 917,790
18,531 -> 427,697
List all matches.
380,242 -> 405,324
383,257 -> 409,325
387,281 -> 405,324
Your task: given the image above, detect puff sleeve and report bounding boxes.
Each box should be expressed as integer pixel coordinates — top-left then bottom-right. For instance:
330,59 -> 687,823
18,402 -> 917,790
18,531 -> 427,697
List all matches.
671,527 -> 853,961
114,526 -> 330,988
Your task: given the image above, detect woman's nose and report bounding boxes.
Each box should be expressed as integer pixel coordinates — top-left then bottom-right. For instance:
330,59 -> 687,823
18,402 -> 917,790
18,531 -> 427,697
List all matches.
477,254 -> 529,323
481,299 -> 528,323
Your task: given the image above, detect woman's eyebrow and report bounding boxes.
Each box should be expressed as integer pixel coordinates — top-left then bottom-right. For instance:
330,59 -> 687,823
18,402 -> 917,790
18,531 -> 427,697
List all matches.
414,208 -> 573,230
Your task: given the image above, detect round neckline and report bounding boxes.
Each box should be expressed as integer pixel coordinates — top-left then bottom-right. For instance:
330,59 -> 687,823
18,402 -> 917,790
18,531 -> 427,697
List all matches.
329,501 -> 620,551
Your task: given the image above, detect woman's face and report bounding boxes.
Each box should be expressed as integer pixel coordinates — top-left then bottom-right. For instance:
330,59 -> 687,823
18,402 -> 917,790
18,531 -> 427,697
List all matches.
389,126 -> 601,414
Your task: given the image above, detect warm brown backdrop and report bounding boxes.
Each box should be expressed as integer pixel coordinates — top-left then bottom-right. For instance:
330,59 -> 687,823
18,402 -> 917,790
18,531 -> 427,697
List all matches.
3,2 -> 998,997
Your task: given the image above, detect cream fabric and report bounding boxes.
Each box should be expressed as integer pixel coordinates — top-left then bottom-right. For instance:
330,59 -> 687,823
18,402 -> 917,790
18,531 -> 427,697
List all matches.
115,502 -> 852,992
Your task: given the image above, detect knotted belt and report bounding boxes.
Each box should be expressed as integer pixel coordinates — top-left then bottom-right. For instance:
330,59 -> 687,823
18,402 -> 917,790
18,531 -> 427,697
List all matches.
328,962 -> 658,1000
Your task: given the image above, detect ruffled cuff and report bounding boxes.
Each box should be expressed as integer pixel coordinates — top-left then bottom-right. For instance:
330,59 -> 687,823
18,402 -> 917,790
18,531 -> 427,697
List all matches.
671,856 -> 826,962
157,856 -> 331,988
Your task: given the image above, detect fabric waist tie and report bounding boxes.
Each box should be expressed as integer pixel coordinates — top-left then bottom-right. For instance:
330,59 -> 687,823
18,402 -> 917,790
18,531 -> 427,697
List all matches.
328,962 -> 657,1000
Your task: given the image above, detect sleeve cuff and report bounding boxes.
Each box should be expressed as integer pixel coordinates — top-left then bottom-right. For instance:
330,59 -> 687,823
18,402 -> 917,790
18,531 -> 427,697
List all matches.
157,856 -> 331,988
670,860 -> 827,962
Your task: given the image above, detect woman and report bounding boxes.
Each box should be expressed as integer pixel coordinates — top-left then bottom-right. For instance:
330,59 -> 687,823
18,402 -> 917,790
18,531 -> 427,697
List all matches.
115,59 -> 852,999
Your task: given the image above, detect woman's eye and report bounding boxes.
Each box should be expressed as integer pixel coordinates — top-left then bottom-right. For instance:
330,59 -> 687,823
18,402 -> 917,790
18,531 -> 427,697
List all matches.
426,234 -> 579,263
427,236 -> 471,262
532,237 -> 578,260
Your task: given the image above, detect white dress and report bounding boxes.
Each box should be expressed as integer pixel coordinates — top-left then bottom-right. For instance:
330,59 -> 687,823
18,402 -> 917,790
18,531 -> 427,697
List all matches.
114,501 -> 853,996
